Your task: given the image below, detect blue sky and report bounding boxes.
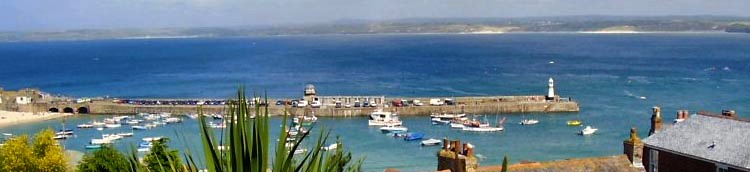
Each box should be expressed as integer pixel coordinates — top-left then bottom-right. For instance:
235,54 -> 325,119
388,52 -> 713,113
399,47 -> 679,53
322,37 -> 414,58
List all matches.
2,0 -> 750,31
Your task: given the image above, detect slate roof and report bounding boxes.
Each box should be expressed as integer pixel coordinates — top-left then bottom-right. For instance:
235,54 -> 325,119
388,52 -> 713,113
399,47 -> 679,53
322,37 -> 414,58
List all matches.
643,114 -> 750,169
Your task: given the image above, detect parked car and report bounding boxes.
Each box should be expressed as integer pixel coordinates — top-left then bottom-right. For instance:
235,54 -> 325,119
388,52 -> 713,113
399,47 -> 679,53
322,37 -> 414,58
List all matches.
297,100 -> 308,108
392,99 -> 404,107
354,101 -> 361,107
311,101 -> 321,108
335,101 -> 342,108
413,99 -> 424,106
369,101 -> 377,107
445,99 -> 455,105
276,100 -> 284,105
429,99 -> 444,106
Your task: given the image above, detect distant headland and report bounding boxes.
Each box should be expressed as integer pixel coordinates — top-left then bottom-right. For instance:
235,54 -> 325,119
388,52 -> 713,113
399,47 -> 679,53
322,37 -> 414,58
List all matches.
2,15 -> 750,42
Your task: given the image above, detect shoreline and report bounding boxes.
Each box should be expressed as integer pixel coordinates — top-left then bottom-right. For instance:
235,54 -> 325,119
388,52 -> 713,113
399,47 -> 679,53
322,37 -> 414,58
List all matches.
0,110 -> 72,128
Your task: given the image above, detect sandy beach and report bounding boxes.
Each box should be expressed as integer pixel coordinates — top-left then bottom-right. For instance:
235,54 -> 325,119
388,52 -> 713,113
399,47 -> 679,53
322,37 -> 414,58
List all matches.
0,110 -> 72,128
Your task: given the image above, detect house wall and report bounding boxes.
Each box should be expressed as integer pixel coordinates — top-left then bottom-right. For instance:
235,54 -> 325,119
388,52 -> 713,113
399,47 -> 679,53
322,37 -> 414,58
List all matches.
643,146 -> 717,172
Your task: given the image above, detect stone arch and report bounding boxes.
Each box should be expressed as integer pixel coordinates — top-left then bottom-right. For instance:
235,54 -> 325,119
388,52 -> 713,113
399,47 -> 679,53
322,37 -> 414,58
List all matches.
77,107 -> 89,114
48,107 -> 59,113
63,107 -> 74,113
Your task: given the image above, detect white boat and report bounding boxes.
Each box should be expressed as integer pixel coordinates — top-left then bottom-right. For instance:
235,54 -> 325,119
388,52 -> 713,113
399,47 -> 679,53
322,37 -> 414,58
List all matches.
137,148 -> 150,152
431,118 -> 450,125
421,138 -> 442,146
77,124 -> 94,128
117,132 -> 134,137
152,121 -> 166,125
379,125 -> 408,133
102,134 -> 123,140
322,143 -> 339,151
104,124 -> 122,128
159,113 -> 172,118
520,119 -> 539,125
164,117 -> 182,123
430,113 -> 466,119
53,134 -> 71,140
142,137 -> 163,142
462,126 -> 504,132
125,120 -> 140,125
579,126 -> 598,135
450,123 -> 465,129
187,114 -> 199,119
209,122 -> 226,129
96,127 -> 104,131
90,138 -> 112,145
132,125 -> 150,130
293,115 -> 318,125
91,121 -> 105,126
368,110 -> 402,126
293,148 -> 307,155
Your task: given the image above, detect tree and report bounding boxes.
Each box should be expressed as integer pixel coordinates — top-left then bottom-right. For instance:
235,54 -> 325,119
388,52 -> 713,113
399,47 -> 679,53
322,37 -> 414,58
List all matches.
501,155 -> 509,172
143,138 -> 182,172
77,145 -> 131,172
0,129 -> 68,172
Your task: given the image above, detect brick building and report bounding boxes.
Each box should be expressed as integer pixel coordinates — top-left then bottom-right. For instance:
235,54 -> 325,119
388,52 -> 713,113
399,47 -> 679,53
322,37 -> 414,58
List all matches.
641,111 -> 750,172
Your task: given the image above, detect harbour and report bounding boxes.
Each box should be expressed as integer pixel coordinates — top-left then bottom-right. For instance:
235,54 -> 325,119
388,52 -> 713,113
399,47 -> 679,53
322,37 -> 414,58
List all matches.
1,34 -> 749,171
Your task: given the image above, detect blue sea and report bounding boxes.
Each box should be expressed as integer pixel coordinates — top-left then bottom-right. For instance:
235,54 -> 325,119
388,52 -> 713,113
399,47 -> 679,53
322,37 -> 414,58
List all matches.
1,33 -> 750,171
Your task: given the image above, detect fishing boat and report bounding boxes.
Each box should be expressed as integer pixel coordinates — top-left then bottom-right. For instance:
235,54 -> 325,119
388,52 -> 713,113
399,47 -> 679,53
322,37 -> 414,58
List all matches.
579,126 -> 598,135
462,126 -> 504,132
450,123 -> 465,129
132,125 -> 149,130
91,121 -> 106,126
520,119 -> 539,125
421,138 -> 442,146
430,113 -> 466,119
403,132 -> 425,141
293,114 -> 318,126
77,124 -> 94,128
369,110 -> 402,126
322,143 -> 339,151
104,123 -> 122,128
53,134 -> 72,140
164,117 -> 182,123
431,118 -> 450,125
142,137 -> 163,142
56,129 -> 74,135
567,120 -> 582,126
85,144 -> 102,149
379,125 -> 408,133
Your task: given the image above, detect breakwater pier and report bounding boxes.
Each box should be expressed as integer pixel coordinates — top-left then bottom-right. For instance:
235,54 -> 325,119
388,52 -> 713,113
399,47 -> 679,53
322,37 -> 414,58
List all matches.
0,79 -> 579,116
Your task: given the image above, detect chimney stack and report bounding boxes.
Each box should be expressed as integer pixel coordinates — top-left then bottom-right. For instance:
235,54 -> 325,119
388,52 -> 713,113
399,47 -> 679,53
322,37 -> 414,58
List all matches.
623,127 -> 644,167
674,110 -> 689,123
649,106 -> 662,136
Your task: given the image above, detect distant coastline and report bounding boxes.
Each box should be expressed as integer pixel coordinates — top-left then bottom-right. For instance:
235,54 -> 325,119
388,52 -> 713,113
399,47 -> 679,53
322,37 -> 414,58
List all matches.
1,15 -> 749,42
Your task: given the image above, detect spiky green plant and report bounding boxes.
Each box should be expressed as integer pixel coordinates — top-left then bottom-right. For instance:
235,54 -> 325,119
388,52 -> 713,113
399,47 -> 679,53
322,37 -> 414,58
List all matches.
176,87 -> 364,172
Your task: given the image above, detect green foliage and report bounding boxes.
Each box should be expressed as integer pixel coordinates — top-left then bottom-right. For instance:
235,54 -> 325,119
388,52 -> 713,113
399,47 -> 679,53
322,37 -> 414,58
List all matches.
501,155 -> 509,172
184,87 -> 364,172
0,129 -> 68,172
143,138 -> 183,172
77,145 -> 131,172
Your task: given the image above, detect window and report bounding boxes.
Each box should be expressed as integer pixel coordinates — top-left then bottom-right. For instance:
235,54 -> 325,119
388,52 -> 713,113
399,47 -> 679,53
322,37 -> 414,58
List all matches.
717,164 -> 729,172
649,149 -> 659,172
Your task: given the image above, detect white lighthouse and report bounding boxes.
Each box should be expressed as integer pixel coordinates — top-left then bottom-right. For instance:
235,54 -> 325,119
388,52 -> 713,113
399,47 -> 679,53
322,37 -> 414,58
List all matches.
547,77 -> 555,100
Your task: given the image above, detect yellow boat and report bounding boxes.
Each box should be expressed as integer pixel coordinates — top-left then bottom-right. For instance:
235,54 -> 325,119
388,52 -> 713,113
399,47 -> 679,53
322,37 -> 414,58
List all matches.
567,120 -> 582,126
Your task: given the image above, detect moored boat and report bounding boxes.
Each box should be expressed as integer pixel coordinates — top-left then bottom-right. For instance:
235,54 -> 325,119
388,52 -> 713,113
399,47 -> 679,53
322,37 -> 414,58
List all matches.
369,110 -> 402,126
421,138 -> 442,146
132,125 -> 150,130
379,125 -> 408,133
462,126 -> 504,132
85,144 -> 102,149
520,119 -> 539,125
579,126 -> 598,135
567,120 -> 582,126
431,118 -> 450,125
104,124 -> 122,128
403,132 -> 425,141
77,124 -> 94,128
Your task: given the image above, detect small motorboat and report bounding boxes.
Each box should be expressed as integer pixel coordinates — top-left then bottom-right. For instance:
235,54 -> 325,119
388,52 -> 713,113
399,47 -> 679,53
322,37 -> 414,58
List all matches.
164,117 -> 182,123
431,118 -> 450,125
404,132 -> 425,141
520,119 -> 539,125
77,124 -> 94,128
139,141 -> 153,148
579,126 -> 598,135
567,120 -> 582,126
137,147 -> 150,152
132,125 -> 149,130
117,132 -> 134,137
450,123 -> 465,129
430,113 -> 467,119
125,120 -> 140,125
142,137 -> 163,142
91,121 -> 106,126
56,129 -> 74,135
96,127 -> 104,131
380,125 -> 408,133
293,148 -> 307,155
85,144 -> 102,149
322,143 -> 338,151
104,124 -> 122,128
53,134 -> 71,140
421,138 -> 442,146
